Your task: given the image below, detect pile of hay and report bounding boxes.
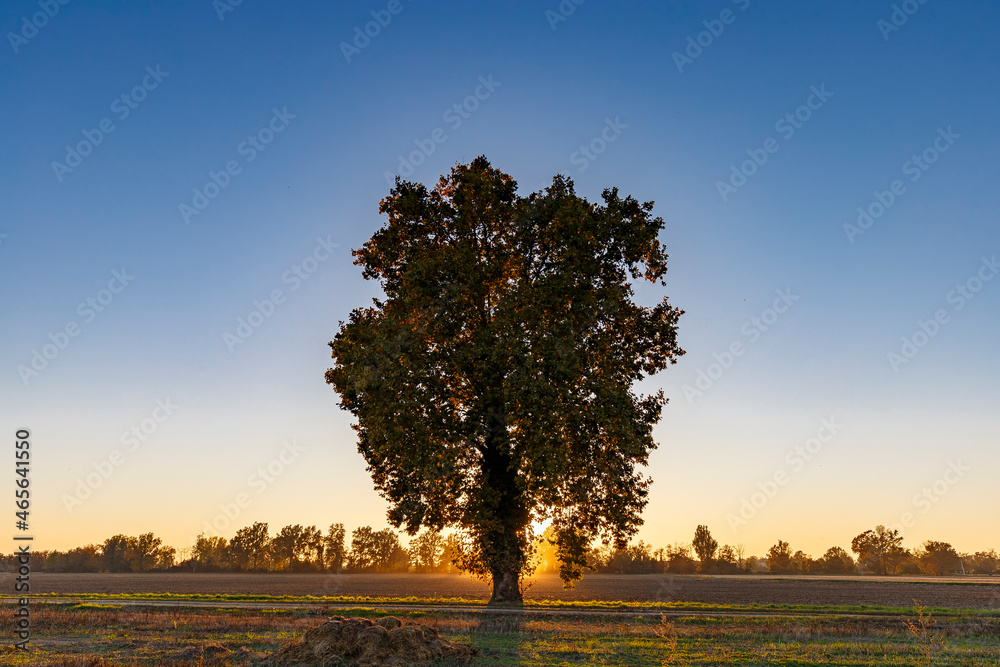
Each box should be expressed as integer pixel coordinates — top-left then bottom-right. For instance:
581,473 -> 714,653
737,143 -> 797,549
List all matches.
266,615 -> 477,666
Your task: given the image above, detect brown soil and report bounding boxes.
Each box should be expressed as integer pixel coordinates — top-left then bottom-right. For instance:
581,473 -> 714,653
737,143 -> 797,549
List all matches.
265,615 -> 476,666
8,572 -> 1000,610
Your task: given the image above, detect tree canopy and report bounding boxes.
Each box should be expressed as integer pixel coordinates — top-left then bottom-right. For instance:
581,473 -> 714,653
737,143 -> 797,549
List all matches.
326,157 -> 684,602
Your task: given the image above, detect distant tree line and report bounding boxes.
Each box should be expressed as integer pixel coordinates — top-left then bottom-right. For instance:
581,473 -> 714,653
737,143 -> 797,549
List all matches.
5,523 -> 997,577
0,523 -> 463,575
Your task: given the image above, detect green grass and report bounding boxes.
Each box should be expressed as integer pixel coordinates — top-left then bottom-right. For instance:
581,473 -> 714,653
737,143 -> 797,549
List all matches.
6,591 -> 999,618
1,600 -> 998,665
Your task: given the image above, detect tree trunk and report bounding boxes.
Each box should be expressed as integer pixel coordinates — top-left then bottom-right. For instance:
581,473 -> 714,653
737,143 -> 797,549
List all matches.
490,566 -> 522,604
481,403 -> 526,605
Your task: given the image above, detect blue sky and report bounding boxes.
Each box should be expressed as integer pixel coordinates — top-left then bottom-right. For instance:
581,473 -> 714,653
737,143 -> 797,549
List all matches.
2,0 -> 998,556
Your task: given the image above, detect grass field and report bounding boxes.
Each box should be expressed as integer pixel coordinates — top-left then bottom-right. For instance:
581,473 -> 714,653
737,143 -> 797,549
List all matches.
1,602 -> 1000,665
2,575 -> 1000,665
13,572 -> 1000,608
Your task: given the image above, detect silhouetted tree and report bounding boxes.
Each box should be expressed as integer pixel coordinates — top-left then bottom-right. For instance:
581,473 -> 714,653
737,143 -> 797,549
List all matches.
272,524 -> 312,571
851,526 -> 906,575
327,158 -> 684,602
716,545 -> 740,573
372,528 -> 409,572
438,533 -> 464,574
918,541 -> 961,576
817,546 -> 855,574
410,530 -> 445,573
229,522 -> 270,571
766,540 -> 792,573
301,525 -> 324,571
692,525 -> 718,571
348,526 -> 377,571
324,523 -> 347,572
192,534 -> 228,571
155,546 -> 176,571
127,533 -> 162,573
665,543 -> 697,574
101,535 -> 133,573
967,550 -> 998,575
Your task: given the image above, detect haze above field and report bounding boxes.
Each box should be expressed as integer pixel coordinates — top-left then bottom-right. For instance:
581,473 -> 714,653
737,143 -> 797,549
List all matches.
2,1 -> 998,556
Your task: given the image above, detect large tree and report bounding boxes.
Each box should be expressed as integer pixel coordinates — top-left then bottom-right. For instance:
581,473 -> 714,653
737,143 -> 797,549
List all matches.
766,540 -> 793,573
127,533 -> 163,573
324,523 -> 347,572
326,157 -> 684,603
851,525 -> 906,575
692,525 -> 718,569
229,522 -> 270,571
101,535 -> 134,573
917,540 -> 961,576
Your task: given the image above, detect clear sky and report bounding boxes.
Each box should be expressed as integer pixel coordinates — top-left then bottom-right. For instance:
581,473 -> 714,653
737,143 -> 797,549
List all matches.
2,0 -> 998,558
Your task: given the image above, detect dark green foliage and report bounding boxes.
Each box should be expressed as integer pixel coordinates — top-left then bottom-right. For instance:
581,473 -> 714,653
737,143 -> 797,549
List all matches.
327,157 -> 684,602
